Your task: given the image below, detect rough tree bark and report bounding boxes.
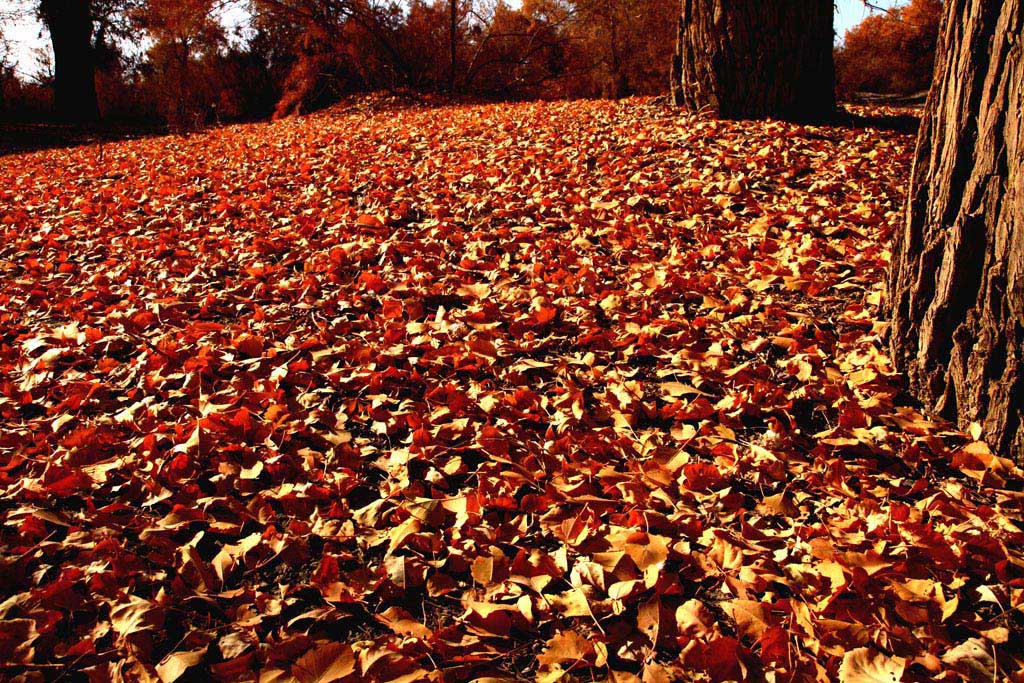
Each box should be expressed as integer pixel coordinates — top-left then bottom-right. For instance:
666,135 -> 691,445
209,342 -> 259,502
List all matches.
671,0 -> 834,122
39,0 -> 100,123
888,0 -> 1023,458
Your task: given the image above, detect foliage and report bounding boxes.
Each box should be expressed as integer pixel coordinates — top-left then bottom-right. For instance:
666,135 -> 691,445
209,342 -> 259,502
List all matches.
2,0 -> 678,125
835,0 -> 943,96
559,0 -> 677,98
132,0 -> 227,130
1,97 -> 1022,681
0,43 -> 52,120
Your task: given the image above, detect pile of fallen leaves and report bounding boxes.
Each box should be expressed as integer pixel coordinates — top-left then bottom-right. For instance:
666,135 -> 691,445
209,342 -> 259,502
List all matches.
1,98 -> 1022,683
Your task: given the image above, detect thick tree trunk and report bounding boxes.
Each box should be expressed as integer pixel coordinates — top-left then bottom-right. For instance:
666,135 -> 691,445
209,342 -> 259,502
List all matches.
671,0 -> 834,122
888,0 -> 1023,459
40,0 -> 100,123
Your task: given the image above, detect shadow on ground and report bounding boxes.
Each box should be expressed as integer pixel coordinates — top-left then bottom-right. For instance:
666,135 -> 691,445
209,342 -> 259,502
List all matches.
0,121 -> 169,156
838,110 -> 921,134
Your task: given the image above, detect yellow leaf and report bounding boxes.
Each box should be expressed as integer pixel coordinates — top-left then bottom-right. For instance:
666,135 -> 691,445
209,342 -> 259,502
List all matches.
756,493 -> 799,517
838,647 -> 906,683
659,382 -> 704,398
291,642 -> 356,683
637,597 -> 660,643
969,421 -> 983,441
537,630 -> 595,666
941,638 -> 995,682
457,283 -> 491,299
624,533 -> 669,572
551,587 -> 592,618
536,666 -> 567,683
472,556 -> 494,585
386,517 -> 420,556
376,607 -> 432,640
608,579 -> 643,600
156,649 -> 205,683
675,599 -> 715,638
109,597 -> 164,638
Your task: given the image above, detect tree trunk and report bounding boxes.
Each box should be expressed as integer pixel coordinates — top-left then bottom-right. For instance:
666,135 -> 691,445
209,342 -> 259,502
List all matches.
888,0 -> 1023,459
608,17 -> 630,100
449,0 -> 458,93
40,0 -> 100,123
671,0 -> 834,122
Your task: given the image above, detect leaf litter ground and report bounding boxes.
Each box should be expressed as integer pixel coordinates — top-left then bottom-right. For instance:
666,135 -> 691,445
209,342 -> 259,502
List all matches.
1,97 -> 1022,683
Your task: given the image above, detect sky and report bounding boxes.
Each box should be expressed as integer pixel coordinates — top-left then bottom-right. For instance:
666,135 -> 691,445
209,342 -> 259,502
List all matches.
835,0 -> 907,40
1,0 -> 908,81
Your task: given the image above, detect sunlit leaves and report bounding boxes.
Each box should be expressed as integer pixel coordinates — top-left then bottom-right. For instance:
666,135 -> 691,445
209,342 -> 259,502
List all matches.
0,96 -> 1021,682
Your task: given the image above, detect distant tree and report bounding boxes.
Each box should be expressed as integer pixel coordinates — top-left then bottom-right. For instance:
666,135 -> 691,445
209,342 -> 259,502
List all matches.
567,0 -> 676,98
212,34 -> 287,120
39,0 -> 101,122
461,1 -> 569,97
836,0 -> 943,96
448,0 -> 457,92
398,1 -> 448,89
135,0 -> 225,129
252,0 -> 413,117
0,31 -> 11,113
20,0 -> 138,122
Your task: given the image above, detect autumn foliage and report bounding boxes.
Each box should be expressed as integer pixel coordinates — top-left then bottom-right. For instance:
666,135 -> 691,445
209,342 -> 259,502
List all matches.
1,98 -> 1023,682
1,0 -> 679,128
835,0 -> 943,97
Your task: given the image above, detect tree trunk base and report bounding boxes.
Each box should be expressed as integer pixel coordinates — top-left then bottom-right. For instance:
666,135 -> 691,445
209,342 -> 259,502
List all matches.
671,0 -> 835,122
888,0 -> 1023,459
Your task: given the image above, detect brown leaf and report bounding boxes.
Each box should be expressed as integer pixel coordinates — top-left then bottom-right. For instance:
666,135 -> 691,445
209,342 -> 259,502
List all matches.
729,600 -> 768,640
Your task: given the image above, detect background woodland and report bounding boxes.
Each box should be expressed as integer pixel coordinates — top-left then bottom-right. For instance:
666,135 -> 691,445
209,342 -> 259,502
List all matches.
0,0 -> 942,130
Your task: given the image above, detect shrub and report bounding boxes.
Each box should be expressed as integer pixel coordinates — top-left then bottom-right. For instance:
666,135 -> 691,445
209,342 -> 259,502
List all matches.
835,0 -> 943,97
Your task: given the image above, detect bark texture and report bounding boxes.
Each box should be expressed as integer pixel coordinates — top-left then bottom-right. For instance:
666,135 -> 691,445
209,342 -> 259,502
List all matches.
888,0 -> 1023,459
40,0 -> 100,123
671,0 -> 834,122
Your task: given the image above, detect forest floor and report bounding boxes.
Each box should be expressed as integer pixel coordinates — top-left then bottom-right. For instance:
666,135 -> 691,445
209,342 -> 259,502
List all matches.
0,97 -> 1021,683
